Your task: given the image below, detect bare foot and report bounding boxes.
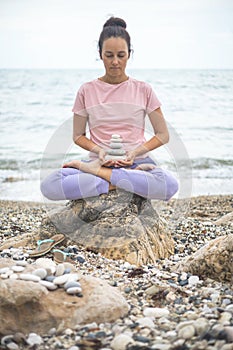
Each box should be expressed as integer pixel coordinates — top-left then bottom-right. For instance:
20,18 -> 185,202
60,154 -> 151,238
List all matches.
63,160 -> 82,169
135,163 -> 156,171
63,159 -> 103,175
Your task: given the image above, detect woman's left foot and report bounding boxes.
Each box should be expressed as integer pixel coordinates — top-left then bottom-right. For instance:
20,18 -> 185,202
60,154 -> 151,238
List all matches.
135,163 -> 156,171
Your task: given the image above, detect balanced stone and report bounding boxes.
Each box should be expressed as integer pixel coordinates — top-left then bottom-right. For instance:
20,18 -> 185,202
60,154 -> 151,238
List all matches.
105,134 -> 126,160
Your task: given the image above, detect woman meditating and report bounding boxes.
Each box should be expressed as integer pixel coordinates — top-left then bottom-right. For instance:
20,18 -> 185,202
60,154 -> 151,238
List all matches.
41,17 -> 178,201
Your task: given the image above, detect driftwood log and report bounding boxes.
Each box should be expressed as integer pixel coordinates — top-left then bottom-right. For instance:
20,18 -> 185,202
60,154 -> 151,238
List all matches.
47,190 -> 174,266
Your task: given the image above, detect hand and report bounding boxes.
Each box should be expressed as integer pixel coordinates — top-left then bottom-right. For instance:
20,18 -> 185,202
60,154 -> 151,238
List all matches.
98,149 -> 115,167
113,150 -> 137,168
98,148 -> 107,163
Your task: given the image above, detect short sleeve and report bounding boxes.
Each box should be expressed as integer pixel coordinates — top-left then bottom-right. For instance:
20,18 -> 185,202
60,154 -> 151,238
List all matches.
145,83 -> 162,114
72,85 -> 88,117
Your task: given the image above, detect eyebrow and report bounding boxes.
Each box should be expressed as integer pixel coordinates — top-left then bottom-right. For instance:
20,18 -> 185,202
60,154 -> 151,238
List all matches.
104,50 -> 127,53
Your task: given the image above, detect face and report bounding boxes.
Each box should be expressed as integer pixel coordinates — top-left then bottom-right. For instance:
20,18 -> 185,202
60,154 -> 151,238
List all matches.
101,37 -> 129,79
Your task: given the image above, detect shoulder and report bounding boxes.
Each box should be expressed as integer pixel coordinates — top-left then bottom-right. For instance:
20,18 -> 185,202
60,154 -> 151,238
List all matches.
129,77 -> 152,89
128,77 -> 154,93
77,79 -> 99,93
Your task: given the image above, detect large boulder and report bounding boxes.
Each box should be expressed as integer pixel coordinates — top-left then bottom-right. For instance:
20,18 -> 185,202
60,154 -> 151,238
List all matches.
46,190 -> 174,265
175,234 -> 233,283
0,258 -> 129,336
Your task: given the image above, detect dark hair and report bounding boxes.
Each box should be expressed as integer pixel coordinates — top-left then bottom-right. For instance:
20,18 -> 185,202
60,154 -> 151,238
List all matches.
98,17 -> 131,58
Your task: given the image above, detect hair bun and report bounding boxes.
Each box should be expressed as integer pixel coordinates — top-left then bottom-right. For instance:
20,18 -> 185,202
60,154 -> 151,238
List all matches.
103,17 -> 127,29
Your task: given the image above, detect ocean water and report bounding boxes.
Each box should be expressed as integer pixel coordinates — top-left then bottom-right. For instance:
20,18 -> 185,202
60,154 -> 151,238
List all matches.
0,68 -> 232,202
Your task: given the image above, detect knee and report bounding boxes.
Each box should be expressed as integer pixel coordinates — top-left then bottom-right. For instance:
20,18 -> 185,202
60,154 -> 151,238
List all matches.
40,170 -> 65,200
40,176 -> 54,200
164,171 -> 179,200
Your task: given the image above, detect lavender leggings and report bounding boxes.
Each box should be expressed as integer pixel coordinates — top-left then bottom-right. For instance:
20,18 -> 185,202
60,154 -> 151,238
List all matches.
41,157 -> 178,201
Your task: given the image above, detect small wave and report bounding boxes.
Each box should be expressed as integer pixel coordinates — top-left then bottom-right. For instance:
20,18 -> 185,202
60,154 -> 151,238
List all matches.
191,158 -> 233,169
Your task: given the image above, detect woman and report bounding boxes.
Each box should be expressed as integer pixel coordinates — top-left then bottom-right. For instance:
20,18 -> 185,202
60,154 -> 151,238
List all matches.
41,17 -> 178,201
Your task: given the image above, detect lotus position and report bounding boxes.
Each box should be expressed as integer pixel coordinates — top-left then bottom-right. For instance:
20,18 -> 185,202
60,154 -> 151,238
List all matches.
41,17 -> 178,201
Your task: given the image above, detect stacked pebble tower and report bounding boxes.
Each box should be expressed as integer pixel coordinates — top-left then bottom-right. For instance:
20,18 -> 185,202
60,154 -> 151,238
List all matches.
105,134 -> 126,160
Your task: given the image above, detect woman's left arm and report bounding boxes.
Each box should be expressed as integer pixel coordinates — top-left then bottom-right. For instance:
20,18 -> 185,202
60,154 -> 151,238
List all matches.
116,108 -> 169,166
137,107 -> 169,155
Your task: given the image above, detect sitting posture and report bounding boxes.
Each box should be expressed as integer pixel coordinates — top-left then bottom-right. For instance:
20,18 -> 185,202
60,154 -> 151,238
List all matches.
41,17 -> 178,201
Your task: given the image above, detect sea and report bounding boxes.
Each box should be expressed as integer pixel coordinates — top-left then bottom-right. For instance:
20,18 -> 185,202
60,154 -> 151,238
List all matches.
0,68 -> 232,202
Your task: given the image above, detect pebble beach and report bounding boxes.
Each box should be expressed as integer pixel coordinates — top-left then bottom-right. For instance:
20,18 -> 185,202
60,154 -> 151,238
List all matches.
0,194 -> 233,350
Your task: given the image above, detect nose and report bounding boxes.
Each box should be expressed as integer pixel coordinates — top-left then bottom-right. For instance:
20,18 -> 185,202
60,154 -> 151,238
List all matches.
112,56 -> 119,65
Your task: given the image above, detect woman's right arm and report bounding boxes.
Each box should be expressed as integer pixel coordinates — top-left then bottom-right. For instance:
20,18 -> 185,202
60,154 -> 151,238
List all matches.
73,113 -> 106,162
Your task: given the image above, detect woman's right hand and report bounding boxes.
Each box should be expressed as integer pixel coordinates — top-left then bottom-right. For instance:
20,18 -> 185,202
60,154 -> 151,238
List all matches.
98,149 -> 115,167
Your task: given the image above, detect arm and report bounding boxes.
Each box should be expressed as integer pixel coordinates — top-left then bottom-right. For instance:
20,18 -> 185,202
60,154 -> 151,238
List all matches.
116,107 -> 169,166
73,113 -> 107,162
133,107 -> 169,157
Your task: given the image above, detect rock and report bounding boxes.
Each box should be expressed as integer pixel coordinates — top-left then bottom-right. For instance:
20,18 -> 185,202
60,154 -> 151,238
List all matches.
0,258 -> 129,335
215,212 -> 233,225
46,191 -> 174,266
174,234 -> 233,283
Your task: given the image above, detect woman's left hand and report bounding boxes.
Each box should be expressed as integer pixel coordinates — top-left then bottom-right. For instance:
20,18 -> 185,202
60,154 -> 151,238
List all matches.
114,150 -> 136,167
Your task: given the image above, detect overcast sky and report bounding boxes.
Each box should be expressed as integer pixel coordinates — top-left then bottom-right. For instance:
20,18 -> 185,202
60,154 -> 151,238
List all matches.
0,0 -> 233,69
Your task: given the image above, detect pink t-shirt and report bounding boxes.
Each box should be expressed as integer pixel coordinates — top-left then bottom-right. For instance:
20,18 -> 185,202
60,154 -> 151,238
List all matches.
72,77 -> 161,159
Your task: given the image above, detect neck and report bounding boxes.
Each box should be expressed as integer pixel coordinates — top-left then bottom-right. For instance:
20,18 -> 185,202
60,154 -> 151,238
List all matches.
99,74 -> 129,85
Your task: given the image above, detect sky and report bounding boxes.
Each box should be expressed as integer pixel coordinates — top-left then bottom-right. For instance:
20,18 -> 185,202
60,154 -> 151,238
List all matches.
0,0 -> 233,69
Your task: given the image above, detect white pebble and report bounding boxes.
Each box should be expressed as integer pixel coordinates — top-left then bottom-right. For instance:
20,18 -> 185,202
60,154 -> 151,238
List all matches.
178,325 -> 195,339
39,280 -> 57,291
1,273 -> 9,279
55,264 -> 65,277
6,342 -> 19,350
137,317 -> 155,328
26,333 -> 43,346
33,268 -> 47,279
143,307 -> 170,318
0,267 -> 10,274
180,272 -> 188,281
110,334 -> 134,350
19,274 -> 41,282
67,273 -> 80,282
11,265 -> 25,273
9,273 -> 18,280
66,287 -> 82,295
188,275 -> 200,286
34,258 -> 56,274
16,260 -> 28,267
53,274 -> 70,285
